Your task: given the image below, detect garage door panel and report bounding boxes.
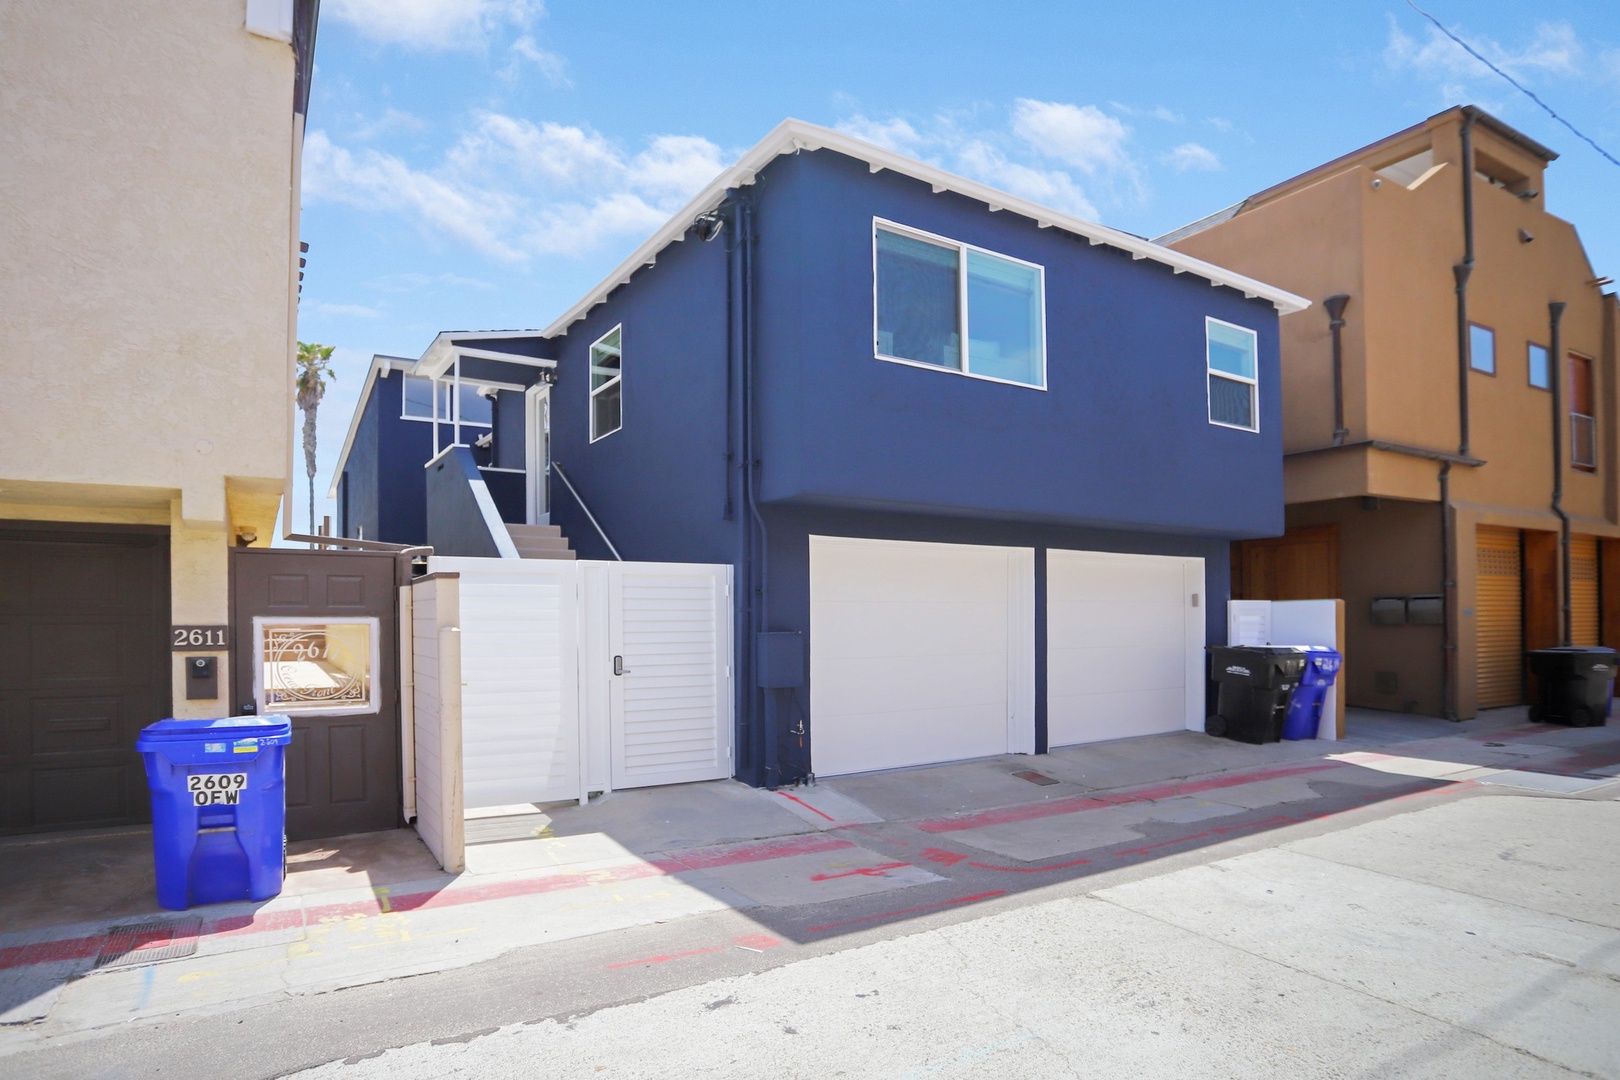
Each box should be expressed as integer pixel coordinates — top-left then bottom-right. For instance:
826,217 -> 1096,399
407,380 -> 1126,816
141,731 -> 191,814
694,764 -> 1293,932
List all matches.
1049,644 -> 1185,695
811,542 -> 1013,605
1046,549 -> 1201,747
1048,600 -> 1185,649
1049,556 -> 1184,604
813,703 -> 1010,777
814,652 -> 1007,717
1048,687 -> 1186,747
812,600 -> 1007,660
810,536 -> 1031,778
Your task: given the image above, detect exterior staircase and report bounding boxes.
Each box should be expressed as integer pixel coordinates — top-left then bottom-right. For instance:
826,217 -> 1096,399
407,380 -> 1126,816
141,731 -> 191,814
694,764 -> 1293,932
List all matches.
507,523 -> 575,560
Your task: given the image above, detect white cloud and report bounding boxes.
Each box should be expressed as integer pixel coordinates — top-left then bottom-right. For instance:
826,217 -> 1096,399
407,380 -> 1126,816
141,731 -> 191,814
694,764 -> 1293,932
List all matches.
952,139 -> 1099,219
838,115 -> 925,155
1385,17 -> 1586,85
351,107 -> 428,141
302,120 -> 729,262
1163,143 -> 1221,173
326,0 -> 541,51
1207,117 -> 1234,133
1011,100 -> 1133,175
501,34 -> 570,86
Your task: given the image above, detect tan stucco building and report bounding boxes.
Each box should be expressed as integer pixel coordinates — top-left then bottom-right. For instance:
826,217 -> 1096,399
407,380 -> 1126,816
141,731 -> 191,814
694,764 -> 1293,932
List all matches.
0,1 -> 317,831
1164,106 -> 1620,720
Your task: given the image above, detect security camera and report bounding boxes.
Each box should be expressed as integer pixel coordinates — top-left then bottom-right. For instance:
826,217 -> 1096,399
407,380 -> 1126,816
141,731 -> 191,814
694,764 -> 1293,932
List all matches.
694,212 -> 725,242
1370,178 -> 1383,190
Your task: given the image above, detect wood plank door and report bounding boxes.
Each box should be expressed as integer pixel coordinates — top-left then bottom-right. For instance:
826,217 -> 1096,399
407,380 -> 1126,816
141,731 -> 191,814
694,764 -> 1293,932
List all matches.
231,548 -> 400,840
1570,534 -> 1601,647
1235,524 -> 1340,600
1475,526 -> 1524,709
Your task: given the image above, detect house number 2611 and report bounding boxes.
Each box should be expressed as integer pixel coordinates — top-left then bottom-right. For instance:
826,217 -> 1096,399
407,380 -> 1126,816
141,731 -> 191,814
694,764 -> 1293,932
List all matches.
172,626 -> 229,649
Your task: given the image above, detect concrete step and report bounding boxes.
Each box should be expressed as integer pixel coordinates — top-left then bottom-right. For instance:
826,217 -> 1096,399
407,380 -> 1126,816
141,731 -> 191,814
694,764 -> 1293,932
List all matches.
507,524 -> 564,540
506,523 -> 575,560
515,546 -> 576,561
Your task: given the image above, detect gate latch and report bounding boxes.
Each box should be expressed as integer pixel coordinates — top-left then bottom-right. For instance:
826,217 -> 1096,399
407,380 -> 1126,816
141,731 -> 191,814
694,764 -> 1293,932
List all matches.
613,655 -> 625,676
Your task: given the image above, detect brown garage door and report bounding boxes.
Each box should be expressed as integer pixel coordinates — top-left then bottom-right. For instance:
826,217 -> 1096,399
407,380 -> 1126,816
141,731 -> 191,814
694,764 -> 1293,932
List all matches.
1476,526 -> 1523,709
1570,534 -> 1601,647
231,547 -> 400,840
0,523 -> 170,834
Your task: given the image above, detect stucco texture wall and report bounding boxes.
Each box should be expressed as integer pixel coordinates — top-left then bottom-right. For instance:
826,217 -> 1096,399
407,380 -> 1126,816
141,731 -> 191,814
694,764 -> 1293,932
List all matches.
0,0 -> 297,530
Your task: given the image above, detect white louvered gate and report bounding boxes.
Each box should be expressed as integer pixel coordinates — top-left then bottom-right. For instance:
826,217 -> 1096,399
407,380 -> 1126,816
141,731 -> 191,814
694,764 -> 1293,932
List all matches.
606,563 -> 733,789
420,557 -> 732,811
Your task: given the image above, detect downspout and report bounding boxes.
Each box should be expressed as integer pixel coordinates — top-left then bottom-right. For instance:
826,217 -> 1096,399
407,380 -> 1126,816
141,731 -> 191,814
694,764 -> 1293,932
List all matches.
1442,111 -> 1478,721
1324,294 -> 1351,445
1550,301 -> 1571,645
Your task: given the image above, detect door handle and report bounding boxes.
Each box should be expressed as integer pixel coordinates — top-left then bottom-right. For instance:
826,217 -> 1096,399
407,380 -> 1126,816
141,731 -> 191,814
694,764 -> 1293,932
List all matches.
613,655 -> 625,676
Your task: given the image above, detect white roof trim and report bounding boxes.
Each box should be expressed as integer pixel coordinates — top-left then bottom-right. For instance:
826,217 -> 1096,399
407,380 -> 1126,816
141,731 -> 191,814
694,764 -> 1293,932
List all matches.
327,355 -> 412,500
418,330 -> 550,376
541,118 -> 1309,337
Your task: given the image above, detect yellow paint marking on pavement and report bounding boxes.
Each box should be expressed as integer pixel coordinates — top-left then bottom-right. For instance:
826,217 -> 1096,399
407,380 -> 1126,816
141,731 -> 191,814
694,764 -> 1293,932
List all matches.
346,926 -> 478,950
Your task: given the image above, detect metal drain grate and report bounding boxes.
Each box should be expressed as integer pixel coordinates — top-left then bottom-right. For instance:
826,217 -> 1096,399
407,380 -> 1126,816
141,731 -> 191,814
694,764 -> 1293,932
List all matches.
95,917 -> 202,969
1012,770 -> 1060,787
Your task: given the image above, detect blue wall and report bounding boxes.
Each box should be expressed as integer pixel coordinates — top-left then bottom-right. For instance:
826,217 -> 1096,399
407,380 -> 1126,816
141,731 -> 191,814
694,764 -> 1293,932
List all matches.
547,223 -> 738,566
752,149 -> 1285,538
339,369 -> 435,545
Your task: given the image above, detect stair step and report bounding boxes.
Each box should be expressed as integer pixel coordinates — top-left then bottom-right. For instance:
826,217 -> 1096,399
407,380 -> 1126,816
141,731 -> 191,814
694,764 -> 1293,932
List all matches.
518,547 -> 576,560
512,536 -> 571,553
508,524 -> 563,539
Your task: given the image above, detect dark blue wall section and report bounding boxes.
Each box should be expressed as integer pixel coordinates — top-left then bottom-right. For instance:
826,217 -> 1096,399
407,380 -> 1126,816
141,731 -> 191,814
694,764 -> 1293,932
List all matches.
375,371 -> 435,545
426,446 -> 506,558
342,383 -> 381,541
547,225 -> 738,566
751,149 -> 1284,539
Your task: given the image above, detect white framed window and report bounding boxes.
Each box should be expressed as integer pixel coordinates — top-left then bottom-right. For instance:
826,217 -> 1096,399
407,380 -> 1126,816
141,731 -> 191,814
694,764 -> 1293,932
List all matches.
1206,317 -> 1259,432
402,374 -> 436,420
872,219 -> 1046,390
403,374 -> 492,427
590,325 -> 623,442
253,617 -> 380,716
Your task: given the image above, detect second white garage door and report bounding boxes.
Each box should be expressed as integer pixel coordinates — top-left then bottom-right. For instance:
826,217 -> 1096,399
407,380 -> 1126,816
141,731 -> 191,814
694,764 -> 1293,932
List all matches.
1046,549 -> 1205,746
810,536 -> 1035,778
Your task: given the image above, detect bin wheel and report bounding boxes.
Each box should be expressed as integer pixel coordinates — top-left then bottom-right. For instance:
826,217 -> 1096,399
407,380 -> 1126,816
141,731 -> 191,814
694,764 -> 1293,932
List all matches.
1569,706 -> 1596,728
1205,715 -> 1227,737
1527,705 -> 1544,723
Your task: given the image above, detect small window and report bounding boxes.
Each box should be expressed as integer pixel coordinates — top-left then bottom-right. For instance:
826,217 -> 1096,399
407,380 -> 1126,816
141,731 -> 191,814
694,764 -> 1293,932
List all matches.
1571,353 -> 1597,471
1207,318 -> 1258,432
874,221 -> 1045,388
402,375 -> 436,420
1528,343 -> 1550,390
590,325 -> 623,441
1470,324 -> 1495,374
255,618 -> 379,716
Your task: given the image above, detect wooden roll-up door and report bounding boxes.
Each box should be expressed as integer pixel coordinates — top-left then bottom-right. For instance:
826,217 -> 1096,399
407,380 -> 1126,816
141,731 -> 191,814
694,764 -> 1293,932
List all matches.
1476,526 -> 1524,709
1570,535 -> 1601,647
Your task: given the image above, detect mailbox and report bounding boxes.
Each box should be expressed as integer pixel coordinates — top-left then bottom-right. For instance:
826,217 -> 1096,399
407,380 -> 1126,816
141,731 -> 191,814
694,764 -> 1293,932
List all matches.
1407,594 -> 1444,625
186,655 -> 219,700
1370,597 -> 1407,626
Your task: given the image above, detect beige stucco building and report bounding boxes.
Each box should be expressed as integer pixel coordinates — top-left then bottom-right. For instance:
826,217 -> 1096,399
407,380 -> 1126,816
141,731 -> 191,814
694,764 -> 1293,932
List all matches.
0,1 -> 317,831
1164,106 -> 1620,721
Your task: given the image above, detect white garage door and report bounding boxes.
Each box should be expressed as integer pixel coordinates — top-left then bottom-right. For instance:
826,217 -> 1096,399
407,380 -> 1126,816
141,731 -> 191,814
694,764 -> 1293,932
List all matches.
810,536 -> 1035,777
1046,549 -> 1205,747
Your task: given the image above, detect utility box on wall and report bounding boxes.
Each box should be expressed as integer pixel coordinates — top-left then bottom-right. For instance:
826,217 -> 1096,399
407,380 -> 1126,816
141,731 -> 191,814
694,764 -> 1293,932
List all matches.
1371,597 -> 1408,626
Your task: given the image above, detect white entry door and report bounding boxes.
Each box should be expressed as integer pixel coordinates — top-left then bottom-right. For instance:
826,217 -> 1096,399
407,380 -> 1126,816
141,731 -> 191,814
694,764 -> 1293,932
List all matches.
1046,549 -> 1205,746
809,536 -> 1036,778
524,385 -> 549,524
607,563 -> 734,789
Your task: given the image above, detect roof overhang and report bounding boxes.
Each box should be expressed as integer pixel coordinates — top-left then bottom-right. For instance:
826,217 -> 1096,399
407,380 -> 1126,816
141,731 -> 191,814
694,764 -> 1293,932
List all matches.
416,331 -> 556,379
541,119 -> 1310,338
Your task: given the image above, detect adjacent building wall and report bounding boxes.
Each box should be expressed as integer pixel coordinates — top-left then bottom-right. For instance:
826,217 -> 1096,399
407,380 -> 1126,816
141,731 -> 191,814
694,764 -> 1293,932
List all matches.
0,1 -> 303,718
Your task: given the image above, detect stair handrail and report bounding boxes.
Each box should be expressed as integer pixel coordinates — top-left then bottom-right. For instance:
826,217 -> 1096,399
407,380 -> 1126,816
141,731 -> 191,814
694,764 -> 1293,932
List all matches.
549,461 -> 622,561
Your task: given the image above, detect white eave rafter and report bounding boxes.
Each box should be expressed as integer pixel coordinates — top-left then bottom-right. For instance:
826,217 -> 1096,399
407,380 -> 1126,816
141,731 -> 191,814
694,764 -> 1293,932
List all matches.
542,119 -> 1309,337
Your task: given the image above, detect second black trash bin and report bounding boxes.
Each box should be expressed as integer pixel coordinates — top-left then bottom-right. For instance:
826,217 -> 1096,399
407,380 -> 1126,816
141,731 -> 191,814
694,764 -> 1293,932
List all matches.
1527,647 -> 1617,727
1206,646 -> 1308,744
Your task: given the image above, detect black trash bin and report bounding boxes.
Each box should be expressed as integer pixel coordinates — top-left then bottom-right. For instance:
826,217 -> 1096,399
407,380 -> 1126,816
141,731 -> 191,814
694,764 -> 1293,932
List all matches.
1526,647 -> 1617,727
1206,646 -> 1308,744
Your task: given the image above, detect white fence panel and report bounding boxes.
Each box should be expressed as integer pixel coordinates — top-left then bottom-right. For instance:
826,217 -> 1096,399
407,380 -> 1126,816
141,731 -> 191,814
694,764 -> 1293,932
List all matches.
431,557 -> 583,808
410,573 -> 464,872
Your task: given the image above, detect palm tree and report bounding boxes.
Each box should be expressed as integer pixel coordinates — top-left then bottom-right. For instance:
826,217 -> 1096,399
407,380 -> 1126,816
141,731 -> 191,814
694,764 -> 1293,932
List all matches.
295,341 -> 336,542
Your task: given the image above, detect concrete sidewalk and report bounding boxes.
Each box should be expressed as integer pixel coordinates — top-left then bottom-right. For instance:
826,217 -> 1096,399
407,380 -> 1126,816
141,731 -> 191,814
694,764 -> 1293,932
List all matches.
4,708 -> 1619,1060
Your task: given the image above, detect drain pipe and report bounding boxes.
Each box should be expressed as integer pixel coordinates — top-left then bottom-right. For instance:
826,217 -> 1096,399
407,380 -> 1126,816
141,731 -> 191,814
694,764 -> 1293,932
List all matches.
1454,110 -> 1478,459
1324,294 -> 1351,445
1550,300 -> 1571,646
1440,461 -> 1457,720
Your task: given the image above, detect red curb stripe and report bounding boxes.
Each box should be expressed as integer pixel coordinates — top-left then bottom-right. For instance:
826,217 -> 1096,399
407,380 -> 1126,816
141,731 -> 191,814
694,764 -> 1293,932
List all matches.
777,791 -> 837,822
914,762 -> 1345,834
606,945 -> 727,970
964,856 -> 1092,874
0,833 -> 857,972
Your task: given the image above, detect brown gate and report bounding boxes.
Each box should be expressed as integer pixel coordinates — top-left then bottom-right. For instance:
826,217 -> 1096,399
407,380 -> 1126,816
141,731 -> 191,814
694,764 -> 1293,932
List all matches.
1475,526 -> 1524,709
230,547 -> 401,840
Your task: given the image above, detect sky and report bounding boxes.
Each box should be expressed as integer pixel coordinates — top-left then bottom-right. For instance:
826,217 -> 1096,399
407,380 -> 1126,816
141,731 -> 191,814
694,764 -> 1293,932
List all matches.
286,0 -> 1620,540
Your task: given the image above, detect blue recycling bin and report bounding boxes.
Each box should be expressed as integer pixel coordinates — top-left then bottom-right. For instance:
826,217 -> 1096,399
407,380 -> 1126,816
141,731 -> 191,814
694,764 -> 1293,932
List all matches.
136,717 -> 293,911
1281,647 -> 1342,740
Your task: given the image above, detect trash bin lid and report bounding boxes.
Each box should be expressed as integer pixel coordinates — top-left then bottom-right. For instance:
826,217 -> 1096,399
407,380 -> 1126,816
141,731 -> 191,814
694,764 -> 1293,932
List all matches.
137,716 -> 293,744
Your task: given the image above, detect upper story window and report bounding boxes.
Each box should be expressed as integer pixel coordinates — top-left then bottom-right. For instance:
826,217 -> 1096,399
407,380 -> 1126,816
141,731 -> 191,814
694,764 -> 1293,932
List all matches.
1570,353 -> 1597,471
590,325 -> 623,442
873,220 -> 1045,389
403,375 -> 436,420
457,383 -> 493,427
401,373 -> 491,426
1469,323 -> 1496,374
1206,318 -> 1259,432
1528,343 -> 1550,390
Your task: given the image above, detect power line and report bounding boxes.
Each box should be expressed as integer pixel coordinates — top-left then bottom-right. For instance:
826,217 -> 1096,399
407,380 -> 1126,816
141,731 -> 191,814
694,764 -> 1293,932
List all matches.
1405,0 -> 1620,169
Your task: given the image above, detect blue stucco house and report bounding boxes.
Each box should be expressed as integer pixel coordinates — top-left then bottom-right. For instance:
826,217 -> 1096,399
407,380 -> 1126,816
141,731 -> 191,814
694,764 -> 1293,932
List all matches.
331,119 -> 1308,788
